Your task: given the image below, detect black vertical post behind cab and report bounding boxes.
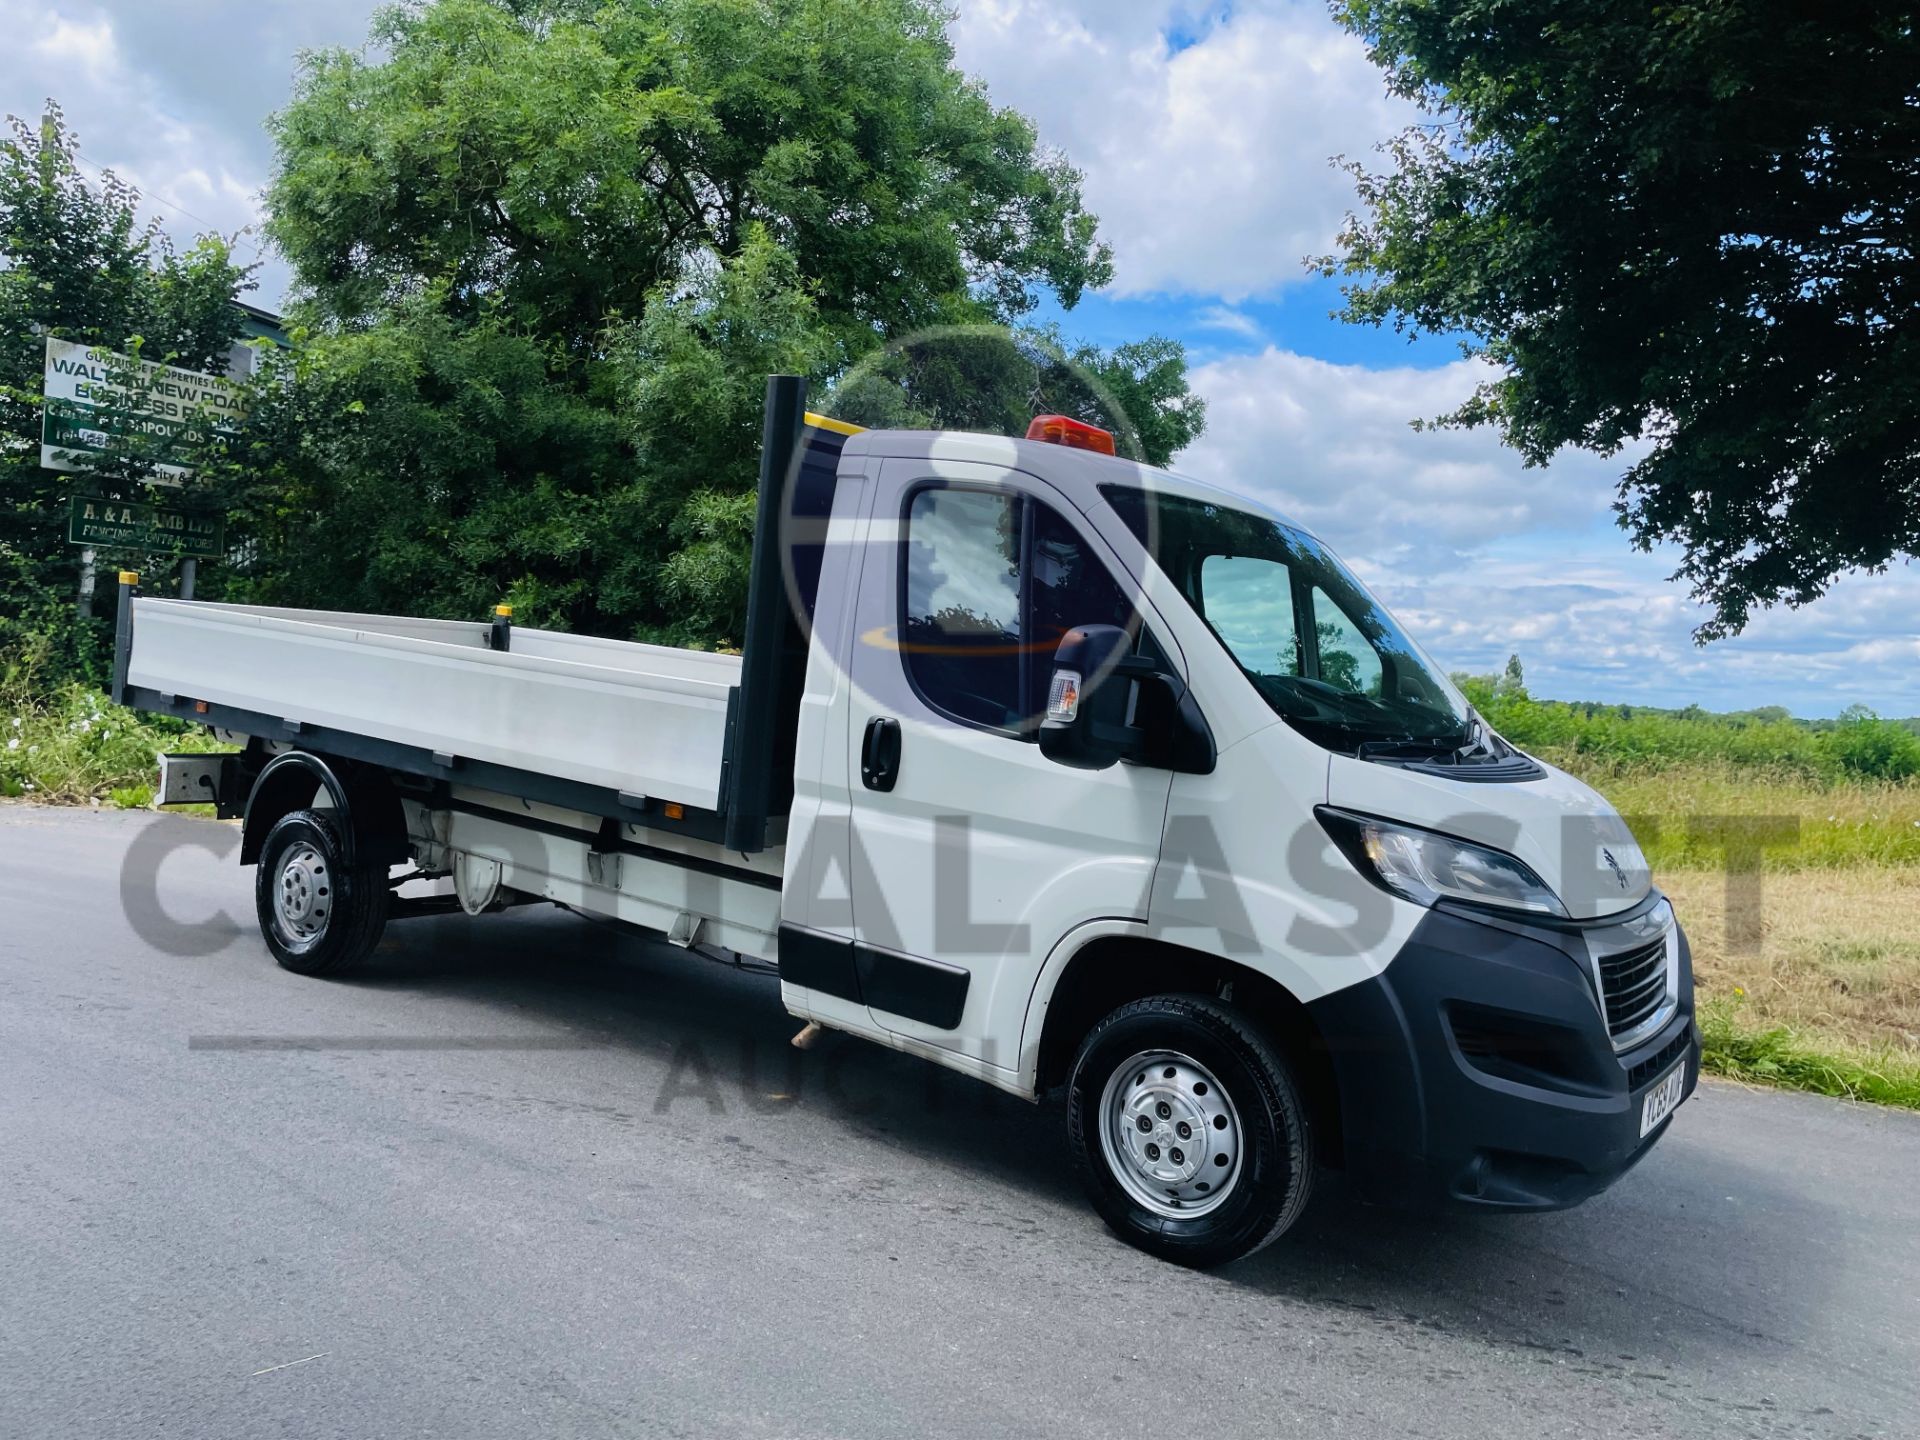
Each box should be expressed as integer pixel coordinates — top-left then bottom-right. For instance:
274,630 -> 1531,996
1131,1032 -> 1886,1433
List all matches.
720,376 -> 856,854
722,375 -> 808,853
111,569 -> 139,707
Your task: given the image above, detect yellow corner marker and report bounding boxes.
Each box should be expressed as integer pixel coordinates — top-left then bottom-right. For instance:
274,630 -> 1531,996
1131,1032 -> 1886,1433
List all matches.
119,570 -> 139,585
494,604 -> 514,618
803,410 -> 866,437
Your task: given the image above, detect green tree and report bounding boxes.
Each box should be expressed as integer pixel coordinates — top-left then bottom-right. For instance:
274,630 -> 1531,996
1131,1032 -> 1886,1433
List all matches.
0,105 -> 252,683
261,0 -> 1202,646
1315,622 -> 1365,694
1822,706 -> 1920,780
268,0 -> 1110,342
1319,1 -> 1919,638
611,229 -> 833,643
1498,652 -> 1525,696
216,293 -> 632,633
1061,332 -> 1209,469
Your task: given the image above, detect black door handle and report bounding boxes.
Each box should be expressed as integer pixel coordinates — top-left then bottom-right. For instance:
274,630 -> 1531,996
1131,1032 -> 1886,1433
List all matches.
861,717 -> 902,792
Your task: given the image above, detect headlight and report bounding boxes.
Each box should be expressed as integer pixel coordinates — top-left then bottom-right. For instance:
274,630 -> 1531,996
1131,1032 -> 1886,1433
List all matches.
1317,808 -> 1569,918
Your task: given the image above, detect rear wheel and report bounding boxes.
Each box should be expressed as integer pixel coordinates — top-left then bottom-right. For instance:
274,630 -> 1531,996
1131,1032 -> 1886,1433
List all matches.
1066,994 -> 1314,1268
254,809 -> 388,976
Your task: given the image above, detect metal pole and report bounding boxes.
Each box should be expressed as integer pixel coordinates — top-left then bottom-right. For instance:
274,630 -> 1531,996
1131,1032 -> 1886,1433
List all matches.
76,547 -> 96,619
721,374 -> 807,854
179,557 -> 197,600
111,571 -> 138,707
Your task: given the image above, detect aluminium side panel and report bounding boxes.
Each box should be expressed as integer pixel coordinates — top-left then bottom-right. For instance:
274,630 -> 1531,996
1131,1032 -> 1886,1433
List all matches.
126,599 -> 735,809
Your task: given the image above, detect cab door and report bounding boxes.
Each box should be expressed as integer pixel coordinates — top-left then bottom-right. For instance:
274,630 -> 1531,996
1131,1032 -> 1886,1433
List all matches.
842,459 -> 1176,1072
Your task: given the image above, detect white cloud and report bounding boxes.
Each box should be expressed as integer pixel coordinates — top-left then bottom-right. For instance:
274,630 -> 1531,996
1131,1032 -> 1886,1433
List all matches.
14,0 -> 1411,307
33,16 -> 115,78
1,0 -> 383,307
1179,346 -> 1622,556
1374,553 -> 1920,717
4,4 -> 267,287
1194,304 -> 1263,339
950,0 -> 1416,298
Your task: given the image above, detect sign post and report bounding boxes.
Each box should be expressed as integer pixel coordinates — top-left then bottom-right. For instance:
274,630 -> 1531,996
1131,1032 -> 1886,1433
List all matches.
67,495 -> 226,559
43,338 -> 238,595
41,337 -> 244,481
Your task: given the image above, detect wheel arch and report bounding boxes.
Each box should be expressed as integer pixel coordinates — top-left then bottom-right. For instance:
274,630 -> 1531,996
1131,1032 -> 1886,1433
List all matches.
240,751 -> 409,869
1027,931 -> 1345,1167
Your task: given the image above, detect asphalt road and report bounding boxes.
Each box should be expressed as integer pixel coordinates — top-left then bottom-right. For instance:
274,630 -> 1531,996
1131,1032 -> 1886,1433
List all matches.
2,806 -> 1916,1439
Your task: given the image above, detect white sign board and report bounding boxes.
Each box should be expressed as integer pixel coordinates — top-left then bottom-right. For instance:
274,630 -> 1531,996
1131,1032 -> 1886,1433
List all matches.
41,337 -> 245,484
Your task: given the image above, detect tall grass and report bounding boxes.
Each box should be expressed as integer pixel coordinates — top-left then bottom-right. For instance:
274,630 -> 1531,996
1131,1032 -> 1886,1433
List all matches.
1698,997 -> 1920,1110
0,683 -> 232,806
1458,679 -> 1920,1106
1551,758 -> 1920,870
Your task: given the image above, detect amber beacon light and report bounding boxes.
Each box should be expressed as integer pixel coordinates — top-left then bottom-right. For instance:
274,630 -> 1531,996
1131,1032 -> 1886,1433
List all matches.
1026,414 -> 1118,456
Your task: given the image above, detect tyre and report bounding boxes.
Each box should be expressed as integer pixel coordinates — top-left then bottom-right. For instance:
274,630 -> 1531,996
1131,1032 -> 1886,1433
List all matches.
1066,994 -> 1314,1268
254,808 -> 389,976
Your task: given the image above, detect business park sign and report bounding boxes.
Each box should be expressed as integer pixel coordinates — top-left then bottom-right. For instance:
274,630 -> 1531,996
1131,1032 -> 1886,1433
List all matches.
41,337 -> 244,484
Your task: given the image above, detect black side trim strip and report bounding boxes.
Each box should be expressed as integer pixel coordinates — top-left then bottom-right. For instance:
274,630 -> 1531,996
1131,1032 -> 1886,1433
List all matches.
123,686 -> 732,846
774,926 -> 972,1030
855,945 -> 971,1030
777,924 -> 862,1003
442,796 -> 780,891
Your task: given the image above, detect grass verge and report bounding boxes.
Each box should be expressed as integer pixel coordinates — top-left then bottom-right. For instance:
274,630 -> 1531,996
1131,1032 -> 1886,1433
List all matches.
1541,754 -> 1920,870
1697,1000 -> 1920,1109
1660,866 -> 1920,1110
1,683 -> 234,806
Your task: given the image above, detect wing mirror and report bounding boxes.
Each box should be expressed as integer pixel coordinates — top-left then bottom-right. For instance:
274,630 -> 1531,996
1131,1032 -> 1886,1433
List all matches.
1038,624 -> 1139,770
1038,625 -> 1216,774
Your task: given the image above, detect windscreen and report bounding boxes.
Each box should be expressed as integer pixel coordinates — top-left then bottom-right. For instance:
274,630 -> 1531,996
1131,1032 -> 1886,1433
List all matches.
1102,485 -> 1474,754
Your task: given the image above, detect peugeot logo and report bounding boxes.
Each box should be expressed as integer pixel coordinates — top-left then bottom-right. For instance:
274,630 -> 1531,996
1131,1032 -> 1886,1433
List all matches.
1601,847 -> 1629,891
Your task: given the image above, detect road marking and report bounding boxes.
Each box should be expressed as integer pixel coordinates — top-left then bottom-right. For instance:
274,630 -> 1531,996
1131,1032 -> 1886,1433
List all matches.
251,1353 -> 328,1377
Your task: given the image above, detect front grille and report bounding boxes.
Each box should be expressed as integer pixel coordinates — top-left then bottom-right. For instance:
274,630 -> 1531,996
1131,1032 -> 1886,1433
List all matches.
1597,935 -> 1669,1043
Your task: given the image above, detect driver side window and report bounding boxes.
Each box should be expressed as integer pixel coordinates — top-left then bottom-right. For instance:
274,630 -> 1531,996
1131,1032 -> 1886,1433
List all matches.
902,488 -> 1024,729
902,486 -> 1138,734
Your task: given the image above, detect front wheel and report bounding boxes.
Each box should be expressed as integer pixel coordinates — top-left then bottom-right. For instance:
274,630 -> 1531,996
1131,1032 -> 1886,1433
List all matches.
1066,994 -> 1314,1268
254,809 -> 388,976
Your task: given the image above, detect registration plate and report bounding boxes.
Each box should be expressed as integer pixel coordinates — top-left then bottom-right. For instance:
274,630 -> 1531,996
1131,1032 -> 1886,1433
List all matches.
1639,1062 -> 1688,1137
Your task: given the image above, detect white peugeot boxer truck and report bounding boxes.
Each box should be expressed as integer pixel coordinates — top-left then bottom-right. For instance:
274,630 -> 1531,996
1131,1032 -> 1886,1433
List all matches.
122,376 -> 1698,1267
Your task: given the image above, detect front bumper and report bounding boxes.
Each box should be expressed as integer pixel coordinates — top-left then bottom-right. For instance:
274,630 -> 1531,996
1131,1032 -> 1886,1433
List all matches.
1306,893 -> 1699,1211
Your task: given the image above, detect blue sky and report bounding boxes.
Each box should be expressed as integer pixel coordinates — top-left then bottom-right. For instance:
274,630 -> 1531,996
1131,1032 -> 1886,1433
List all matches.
3,0 -> 1914,716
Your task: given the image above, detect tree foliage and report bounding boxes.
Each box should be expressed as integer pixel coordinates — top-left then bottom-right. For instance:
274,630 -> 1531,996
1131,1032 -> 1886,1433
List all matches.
268,0 -> 1112,342
258,0 -> 1203,646
0,105 -> 251,682
1320,1 -> 1920,638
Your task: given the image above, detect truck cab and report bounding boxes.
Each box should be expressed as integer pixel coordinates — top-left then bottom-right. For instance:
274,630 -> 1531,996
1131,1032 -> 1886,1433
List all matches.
126,378 -> 1698,1268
